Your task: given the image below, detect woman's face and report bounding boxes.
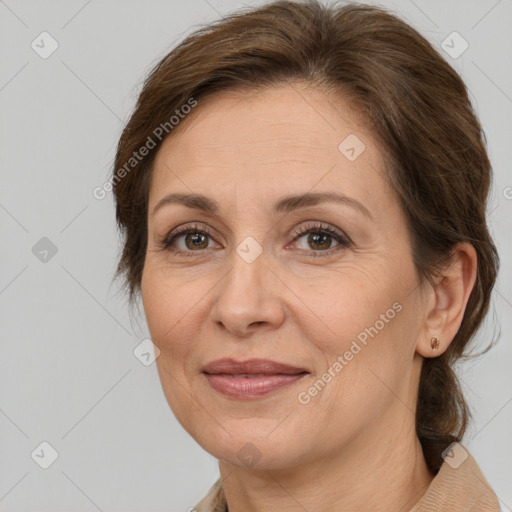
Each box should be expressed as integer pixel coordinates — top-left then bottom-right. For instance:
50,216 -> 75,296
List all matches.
141,84 -> 428,469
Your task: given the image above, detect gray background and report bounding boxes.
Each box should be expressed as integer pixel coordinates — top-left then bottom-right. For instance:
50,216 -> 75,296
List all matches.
0,0 -> 511,510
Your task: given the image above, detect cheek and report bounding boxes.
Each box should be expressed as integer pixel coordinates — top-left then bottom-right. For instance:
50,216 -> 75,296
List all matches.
294,264 -> 412,394
141,266 -> 183,351
292,265 -> 393,347
141,268 -> 208,421
141,263 -> 215,360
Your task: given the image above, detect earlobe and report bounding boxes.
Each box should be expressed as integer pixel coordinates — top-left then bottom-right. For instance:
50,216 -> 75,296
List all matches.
416,242 -> 478,358
430,336 -> 440,350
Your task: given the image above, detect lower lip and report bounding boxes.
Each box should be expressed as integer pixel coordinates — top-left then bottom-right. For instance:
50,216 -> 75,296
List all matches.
203,372 -> 308,398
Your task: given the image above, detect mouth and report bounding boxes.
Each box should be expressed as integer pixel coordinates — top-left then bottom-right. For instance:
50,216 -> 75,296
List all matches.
201,358 -> 310,399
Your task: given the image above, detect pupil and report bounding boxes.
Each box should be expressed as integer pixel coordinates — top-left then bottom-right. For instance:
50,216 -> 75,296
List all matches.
309,233 -> 330,250
186,233 -> 208,249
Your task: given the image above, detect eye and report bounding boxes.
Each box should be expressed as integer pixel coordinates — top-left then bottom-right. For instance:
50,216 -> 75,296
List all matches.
157,221 -> 351,258
157,223 -> 218,257
287,221 -> 351,257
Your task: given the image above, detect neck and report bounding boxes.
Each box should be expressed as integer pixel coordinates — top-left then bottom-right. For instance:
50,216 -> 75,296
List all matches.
218,410 -> 434,512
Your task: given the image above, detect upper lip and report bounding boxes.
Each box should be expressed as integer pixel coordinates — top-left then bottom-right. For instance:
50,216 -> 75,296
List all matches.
201,358 -> 309,375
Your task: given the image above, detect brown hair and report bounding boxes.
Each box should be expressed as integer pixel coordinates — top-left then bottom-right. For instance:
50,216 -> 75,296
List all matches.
112,0 -> 499,473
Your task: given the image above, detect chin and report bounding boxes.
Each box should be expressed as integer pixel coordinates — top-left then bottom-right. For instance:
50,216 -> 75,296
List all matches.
191,424 -> 308,471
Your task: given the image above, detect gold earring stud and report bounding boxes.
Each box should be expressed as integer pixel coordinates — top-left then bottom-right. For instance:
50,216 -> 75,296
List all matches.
431,337 -> 440,350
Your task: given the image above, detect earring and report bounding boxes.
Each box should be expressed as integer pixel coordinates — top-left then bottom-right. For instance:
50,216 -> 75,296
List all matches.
430,337 -> 440,350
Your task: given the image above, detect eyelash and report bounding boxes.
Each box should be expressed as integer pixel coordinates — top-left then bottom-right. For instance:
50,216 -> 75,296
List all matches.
157,221 -> 351,259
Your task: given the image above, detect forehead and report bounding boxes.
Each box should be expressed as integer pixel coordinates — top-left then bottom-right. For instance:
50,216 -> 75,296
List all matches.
150,84 -> 392,210
157,84 -> 370,157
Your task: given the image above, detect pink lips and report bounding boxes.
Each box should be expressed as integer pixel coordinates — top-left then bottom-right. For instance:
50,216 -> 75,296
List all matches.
201,358 -> 309,399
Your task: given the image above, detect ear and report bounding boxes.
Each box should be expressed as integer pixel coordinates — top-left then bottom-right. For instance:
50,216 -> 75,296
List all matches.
416,242 -> 478,358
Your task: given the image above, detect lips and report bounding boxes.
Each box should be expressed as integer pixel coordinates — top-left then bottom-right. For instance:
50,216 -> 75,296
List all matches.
201,358 -> 309,399
201,358 -> 309,376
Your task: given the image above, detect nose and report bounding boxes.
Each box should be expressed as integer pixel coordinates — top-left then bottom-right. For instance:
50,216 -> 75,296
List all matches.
210,246 -> 285,338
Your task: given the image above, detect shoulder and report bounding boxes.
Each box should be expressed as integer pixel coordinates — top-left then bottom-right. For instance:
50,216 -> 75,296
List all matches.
410,443 -> 501,511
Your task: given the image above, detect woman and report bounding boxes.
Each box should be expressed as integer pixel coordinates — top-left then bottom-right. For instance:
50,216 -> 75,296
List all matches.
111,1 -> 501,510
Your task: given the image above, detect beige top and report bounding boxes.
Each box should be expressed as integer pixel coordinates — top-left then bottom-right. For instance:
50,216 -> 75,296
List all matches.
193,446 -> 501,511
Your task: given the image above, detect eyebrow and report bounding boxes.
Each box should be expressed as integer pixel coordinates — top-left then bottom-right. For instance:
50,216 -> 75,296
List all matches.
151,191 -> 372,219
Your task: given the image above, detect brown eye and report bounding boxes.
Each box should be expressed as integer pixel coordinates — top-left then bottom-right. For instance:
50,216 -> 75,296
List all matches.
162,229 -> 213,252
182,232 -> 209,250
289,222 -> 351,257
158,223 -> 217,256
303,232 -> 333,250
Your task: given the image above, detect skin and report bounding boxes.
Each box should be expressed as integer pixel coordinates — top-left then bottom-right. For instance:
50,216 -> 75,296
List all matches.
140,83 -> 477,512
